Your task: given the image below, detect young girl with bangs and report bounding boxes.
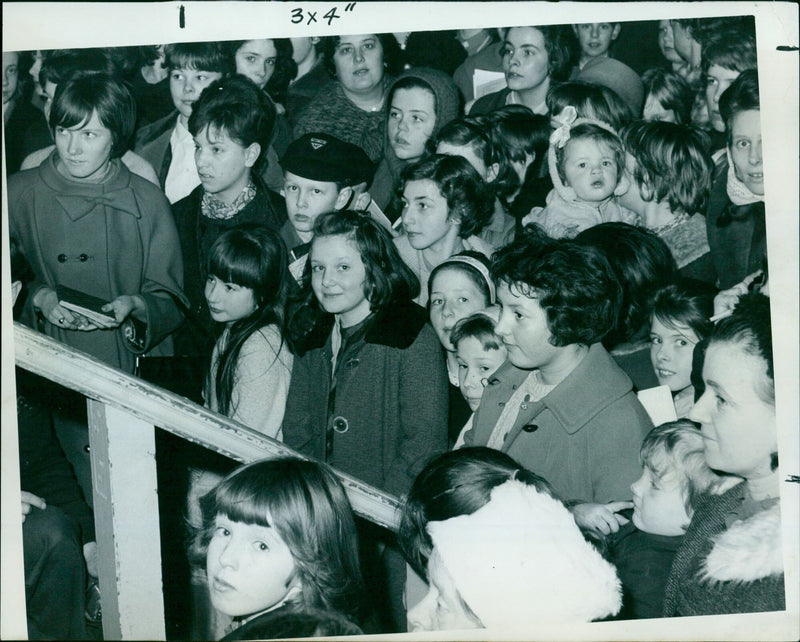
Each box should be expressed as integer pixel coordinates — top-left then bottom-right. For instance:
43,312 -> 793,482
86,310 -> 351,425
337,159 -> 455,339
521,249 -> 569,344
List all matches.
192,458 -> 365,638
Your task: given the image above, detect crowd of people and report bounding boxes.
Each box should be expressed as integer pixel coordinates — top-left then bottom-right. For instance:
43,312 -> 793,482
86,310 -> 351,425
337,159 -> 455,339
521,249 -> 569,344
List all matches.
3,15 -> 785,640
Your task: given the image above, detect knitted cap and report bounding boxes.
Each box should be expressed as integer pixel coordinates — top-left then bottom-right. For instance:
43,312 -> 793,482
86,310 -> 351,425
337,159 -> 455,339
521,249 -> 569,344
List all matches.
427,480 -> 622,628
280,133 -> 375,186
387,67 -> 461,138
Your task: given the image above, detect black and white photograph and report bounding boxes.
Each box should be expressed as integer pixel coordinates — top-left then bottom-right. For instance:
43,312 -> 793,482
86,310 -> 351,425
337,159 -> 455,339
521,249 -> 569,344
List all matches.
2,2 -> 798,640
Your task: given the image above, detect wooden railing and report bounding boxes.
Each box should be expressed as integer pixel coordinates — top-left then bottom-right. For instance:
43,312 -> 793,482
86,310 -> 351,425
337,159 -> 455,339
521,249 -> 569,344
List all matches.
12,322 -> 402,640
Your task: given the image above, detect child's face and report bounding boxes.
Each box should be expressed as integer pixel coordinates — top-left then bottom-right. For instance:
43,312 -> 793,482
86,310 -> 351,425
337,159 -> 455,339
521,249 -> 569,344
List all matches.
729,109 -> 763,196
630,468 -> 691,536
54,110 -> 114,182
235,39 -> 277,90
502,27 -> 551,93
194,125 -> 258,204
658,20 -> 683,65
705,64 -> 741,132
562,137 -> 619,203
401,179 -> 457,251
643,94 -> 677,123
456,336 -> 508,411
2,52 -> 19,105
206,514 -> 299,618
169,66 -> 223,123
572,23 -> 619,60
310,234 -> 372,328
650,317 -> 699,393
407,547 -> 481,632
205,275 -> 257,326
388,87 -> 436,162
282,172 -> 346,235
494,282 -> 561,373
429,268 -> 489,351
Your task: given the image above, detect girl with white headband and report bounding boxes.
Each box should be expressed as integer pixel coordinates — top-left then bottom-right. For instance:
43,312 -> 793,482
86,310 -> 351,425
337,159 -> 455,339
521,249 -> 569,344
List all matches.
427,253 -> 499,446
523,105 -> 638,238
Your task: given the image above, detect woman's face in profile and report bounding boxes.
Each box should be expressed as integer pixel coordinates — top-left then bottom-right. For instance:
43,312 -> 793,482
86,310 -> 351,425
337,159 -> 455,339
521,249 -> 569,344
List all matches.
689,341 -> 776,480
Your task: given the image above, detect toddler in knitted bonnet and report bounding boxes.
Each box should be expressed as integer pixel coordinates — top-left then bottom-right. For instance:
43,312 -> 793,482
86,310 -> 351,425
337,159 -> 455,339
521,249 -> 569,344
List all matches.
523,105 -> 638,238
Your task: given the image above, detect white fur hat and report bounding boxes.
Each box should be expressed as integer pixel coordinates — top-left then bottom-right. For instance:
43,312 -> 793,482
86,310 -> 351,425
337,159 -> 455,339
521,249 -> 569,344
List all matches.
427,479 -> 622,629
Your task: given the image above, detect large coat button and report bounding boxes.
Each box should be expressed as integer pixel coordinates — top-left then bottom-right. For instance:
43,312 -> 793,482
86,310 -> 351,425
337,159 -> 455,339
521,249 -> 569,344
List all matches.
522,424 -> 539,433
332,416 -> 349,433
57,254 -> 68,263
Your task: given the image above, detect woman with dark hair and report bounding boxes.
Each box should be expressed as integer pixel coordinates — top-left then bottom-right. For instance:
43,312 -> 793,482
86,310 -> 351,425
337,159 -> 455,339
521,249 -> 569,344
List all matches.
399,447 -> 622,631
575,222 -> 679,390
394,154 -> 495,305
293,33 -> 402,163
469,25 -> 570,116
705,69 -> 765,289
369,67 -> 461,215
545,80 -> 635,131
8,73 -> 186,502
664,293 -> 784,616
462,227 -> 652,527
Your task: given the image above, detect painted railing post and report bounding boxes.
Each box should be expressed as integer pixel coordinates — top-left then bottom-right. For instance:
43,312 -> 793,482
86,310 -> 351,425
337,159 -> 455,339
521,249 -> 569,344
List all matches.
87,400 -> 165,640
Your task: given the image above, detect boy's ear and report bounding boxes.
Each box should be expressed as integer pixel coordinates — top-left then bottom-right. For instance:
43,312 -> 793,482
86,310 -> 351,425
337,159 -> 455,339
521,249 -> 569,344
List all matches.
611,24 -> 621,40
334,186 -> 354,210
486,162 -> 500,184
244,142 -> 261,168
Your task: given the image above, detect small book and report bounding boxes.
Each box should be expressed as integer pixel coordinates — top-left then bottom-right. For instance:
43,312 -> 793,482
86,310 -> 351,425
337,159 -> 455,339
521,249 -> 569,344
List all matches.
56,285 -> 116,325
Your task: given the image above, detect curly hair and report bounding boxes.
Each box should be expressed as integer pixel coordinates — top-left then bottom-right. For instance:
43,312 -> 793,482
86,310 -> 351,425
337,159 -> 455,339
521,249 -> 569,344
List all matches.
619,120 -> 713,215
399,154 -> 495,238
191,458 -> 365,622
575,223 -> 679,347
492,225 -> 622,346
398,447 -> 554,579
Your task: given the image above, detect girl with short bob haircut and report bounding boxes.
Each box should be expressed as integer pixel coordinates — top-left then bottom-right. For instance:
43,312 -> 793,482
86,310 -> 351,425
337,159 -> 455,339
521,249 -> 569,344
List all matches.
192,458 -> 365,633
394,154 -> 495,305
545,80 -> 634,131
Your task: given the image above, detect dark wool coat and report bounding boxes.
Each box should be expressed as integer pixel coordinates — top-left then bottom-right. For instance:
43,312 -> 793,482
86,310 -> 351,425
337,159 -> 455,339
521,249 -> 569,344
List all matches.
663,482 -> 785,617
170,178 -> 286,357
705,156 -> 767,289
282,300 -> 449,497
463,343 -> 652,503
8,152 -> 186,372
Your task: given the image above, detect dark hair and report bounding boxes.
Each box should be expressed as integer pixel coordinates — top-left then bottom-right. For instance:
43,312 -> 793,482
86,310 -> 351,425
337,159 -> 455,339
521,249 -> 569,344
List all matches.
398,447 -> 554,578
701,26 -> 757,75
619,120 -> 713,215
193,458 -> 365,621
39,50 -> 110,88
641,67 -> 695,125
225,38 -> 297,106
575,222 -> 679,347
320,34 -> 403,79
164,41 -> 235,75
546,81 -> 634,131
206,225 -> 289,417
308,210 -> 420,310
554,122 -> 625,186
49,73 -> 136,159
399,154 -> 495,238
450,313 -> 504,353
719,69 -> 760,139
501,25 -> 571,83
388,75 -> 436,114
487,106 -> 551,182
650,281 -> 716,342
709,292 -> 773,399
427,251 -> 494,308
492,225 -> 621,346
222,607 -> 363,640
188,75 -> 276,174
432,116 -> 519,201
